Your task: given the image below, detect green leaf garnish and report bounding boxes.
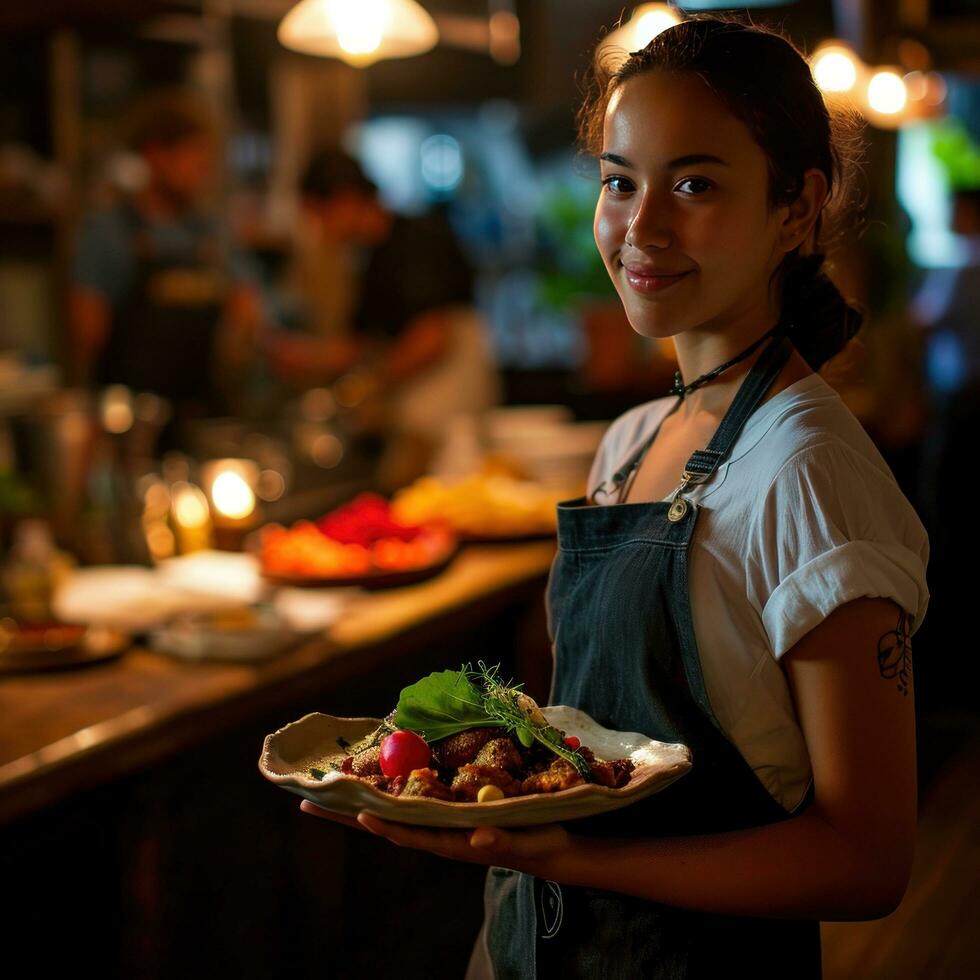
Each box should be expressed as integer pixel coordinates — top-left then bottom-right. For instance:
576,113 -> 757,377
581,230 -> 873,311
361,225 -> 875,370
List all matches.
393,662 -> 592,780
394,669 -> 504,742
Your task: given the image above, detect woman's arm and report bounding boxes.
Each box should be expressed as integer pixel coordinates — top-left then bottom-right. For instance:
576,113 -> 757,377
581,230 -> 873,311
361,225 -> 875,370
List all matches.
312,595 -> 916,922
550,595 -> 917,921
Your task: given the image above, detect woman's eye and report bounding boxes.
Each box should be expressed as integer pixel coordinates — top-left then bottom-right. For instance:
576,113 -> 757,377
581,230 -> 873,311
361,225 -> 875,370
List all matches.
601,175 -> 634,194
675,177 -> 713,195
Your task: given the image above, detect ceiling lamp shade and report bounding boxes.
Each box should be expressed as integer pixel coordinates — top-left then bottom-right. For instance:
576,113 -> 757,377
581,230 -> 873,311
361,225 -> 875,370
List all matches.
596,3 -> 684,69
278,0 -> 439,67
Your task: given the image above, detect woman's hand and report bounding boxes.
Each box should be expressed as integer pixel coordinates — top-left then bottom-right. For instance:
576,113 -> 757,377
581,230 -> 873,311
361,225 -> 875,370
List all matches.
299,799 -> 571,877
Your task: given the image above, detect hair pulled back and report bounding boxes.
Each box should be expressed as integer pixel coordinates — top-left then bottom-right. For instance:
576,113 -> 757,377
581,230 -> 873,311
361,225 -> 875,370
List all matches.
577,13 -> 868,373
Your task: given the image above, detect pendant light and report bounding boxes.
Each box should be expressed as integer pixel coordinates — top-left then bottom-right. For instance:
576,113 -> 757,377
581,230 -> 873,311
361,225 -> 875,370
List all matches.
278,0 -> 439,67
597,3 -> 684,69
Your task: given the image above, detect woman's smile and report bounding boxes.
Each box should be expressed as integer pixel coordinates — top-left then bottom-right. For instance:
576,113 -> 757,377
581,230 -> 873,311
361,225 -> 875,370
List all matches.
621,264 -> 694,295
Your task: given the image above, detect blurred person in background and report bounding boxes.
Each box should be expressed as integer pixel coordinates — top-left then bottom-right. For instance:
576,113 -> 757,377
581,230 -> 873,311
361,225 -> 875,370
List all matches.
68,88 -> 265,451
267,148 -> 501,490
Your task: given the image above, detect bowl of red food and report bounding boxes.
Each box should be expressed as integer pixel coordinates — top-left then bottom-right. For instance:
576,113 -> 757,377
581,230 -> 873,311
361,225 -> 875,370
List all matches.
259,492 -> 458,589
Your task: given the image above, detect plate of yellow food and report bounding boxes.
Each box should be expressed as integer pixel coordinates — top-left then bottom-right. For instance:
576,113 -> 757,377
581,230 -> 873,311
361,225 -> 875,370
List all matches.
390,472 -> 571,542
259,663 -> 691,827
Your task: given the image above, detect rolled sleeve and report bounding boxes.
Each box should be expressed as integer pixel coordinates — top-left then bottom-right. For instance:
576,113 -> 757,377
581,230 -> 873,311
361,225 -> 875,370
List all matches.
746,440 -> 931,661
762,539 -> 930,660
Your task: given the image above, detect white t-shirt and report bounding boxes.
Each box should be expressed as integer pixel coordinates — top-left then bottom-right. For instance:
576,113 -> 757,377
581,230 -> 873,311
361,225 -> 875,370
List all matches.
584,371 -> 931,812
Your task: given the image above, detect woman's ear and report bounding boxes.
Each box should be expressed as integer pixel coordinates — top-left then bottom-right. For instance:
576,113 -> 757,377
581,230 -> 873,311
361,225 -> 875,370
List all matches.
779,168 -> 829,254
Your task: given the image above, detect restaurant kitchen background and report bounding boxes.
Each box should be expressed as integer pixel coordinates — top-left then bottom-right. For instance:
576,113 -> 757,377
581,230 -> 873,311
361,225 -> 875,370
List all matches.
1,2 -> 978,978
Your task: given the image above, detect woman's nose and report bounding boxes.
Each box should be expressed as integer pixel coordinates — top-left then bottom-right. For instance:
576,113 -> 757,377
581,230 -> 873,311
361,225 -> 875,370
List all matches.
625,192 -> 672,249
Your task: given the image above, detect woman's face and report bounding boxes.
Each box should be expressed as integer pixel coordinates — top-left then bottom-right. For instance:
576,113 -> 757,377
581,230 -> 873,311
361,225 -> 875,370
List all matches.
594,70 -> 789,341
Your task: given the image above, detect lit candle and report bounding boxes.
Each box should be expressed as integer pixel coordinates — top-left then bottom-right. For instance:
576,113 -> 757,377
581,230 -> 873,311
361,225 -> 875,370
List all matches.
171,482 -> 213,554
201,459 -> 263,551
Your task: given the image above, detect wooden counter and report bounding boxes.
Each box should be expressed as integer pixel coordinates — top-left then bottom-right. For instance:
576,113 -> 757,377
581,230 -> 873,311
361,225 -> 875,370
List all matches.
0,540 -> 557,828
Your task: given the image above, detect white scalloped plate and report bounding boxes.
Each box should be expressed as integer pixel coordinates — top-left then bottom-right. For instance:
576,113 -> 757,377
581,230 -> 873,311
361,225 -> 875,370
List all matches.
259,706 -> 692,828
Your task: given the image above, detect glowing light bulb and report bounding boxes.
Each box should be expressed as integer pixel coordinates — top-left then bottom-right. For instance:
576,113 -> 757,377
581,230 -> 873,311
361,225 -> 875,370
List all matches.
632,8 -> 679,48
101,385 -> 134,434
329,0 -> 385,56
812,48 -> 858,93
211,470 -> 256,520
278,0 -> 437,67
595,4 -> 684,70
173,483 -> 210,528
868,70 -> 907,115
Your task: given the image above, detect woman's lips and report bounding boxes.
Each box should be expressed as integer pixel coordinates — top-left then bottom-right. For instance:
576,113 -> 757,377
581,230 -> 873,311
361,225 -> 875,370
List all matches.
622,267 -> 692,294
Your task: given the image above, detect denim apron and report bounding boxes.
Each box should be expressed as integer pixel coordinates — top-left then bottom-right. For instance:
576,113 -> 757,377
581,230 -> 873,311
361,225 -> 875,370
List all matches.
472,333 -> 822,979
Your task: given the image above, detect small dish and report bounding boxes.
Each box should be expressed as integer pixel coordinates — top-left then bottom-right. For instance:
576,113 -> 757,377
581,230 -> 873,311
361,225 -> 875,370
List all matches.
259,705 -> 691,828
149,606 -> 307,662
0,622 -> 129,673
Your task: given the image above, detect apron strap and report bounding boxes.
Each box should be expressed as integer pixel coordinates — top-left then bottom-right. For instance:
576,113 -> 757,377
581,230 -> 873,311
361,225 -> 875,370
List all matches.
680,333 -> 794,486
597,332 -> 795,505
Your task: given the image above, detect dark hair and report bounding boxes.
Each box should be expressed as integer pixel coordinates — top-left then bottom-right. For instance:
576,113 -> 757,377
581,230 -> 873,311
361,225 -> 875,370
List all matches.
126,88 -> 215,151
577,12 -> 869,373
300,147 -> 378,201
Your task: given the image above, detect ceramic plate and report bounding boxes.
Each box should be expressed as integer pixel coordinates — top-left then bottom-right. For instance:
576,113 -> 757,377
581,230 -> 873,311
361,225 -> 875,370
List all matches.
259,706 -> 691,828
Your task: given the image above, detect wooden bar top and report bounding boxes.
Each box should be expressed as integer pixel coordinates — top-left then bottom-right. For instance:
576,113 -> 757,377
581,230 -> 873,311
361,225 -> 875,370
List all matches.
0,540 -> 556,826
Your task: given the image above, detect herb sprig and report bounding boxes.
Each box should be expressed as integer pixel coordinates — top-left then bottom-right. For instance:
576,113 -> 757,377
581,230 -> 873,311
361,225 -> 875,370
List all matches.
393,661 -> 592,780
467,662 -> 592,779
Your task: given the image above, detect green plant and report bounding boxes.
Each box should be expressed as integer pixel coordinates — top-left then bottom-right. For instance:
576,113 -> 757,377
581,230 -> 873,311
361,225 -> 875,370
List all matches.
929,115 -> 980,191
536,181 -> 617,311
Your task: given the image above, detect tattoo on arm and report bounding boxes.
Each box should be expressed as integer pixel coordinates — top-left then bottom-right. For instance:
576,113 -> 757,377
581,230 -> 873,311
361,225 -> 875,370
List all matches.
877,608 -> 913,696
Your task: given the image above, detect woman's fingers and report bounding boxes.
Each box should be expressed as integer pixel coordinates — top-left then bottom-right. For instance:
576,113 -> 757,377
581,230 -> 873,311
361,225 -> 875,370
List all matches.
298,799 -> 364,830
356,812 -> 477,859
355,812 -> 569,870
300,804 -> 569,875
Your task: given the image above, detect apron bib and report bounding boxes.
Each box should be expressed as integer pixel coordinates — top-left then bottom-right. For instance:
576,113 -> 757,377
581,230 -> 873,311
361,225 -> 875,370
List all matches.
469,332 -> 821,979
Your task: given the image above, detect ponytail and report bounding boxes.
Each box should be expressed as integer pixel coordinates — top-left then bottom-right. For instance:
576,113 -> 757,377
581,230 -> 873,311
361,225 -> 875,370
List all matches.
778,251 -> 865,373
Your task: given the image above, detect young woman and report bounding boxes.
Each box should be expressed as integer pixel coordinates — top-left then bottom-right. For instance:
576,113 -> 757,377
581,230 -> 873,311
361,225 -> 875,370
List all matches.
300,15 -> 930,978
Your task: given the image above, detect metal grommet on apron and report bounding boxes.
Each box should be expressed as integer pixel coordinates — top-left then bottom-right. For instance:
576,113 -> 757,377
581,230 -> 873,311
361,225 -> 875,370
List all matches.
478,334 -> 821,980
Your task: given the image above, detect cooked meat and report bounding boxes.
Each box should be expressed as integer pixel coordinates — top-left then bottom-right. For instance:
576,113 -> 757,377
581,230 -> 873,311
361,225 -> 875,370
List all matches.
430,727 -> 500,769
451,764 -> 521,801
521,758 -> 586,794
472,737 -> 524,772
401,767 -> 454,801
350,745 -> 382,776
359,773 -> 389,791
589,757 -> 635,788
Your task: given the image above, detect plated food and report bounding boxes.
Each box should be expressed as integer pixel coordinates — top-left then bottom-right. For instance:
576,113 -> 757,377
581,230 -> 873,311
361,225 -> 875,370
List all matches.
259,493 -> 457,588
259,664 -> 692,827
390,472 -> 567,541
332,665 -> 635,802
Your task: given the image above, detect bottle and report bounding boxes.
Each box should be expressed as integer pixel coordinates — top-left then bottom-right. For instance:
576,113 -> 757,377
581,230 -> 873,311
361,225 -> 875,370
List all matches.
1,519 -> 75,623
